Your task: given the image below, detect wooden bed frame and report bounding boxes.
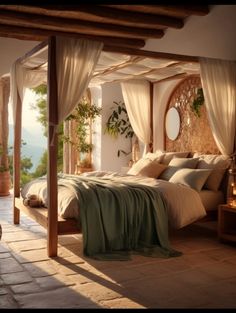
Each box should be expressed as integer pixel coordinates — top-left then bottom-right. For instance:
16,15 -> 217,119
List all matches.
13,36 -> 200,257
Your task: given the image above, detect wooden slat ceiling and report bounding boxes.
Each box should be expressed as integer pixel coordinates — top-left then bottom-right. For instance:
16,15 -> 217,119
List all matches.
0,5 -> 210,49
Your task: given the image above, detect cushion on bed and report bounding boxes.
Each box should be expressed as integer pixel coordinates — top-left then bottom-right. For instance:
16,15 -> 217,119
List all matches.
127,158 -> 153,175
194,154 -> 231,191
161,151 -> 190,165
169,157 -> 199,169
138,160 -> 167,178
143,152 -> 163,163
159,166 -> 180,181
169,168 -> 212,192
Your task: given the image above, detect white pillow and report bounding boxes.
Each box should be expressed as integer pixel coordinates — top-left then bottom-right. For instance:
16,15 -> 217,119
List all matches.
195,154 -> 231,191
143,152 -> 163,163
169,157 -> 199,169
127,158 -> 153,175
169,168 -> 212,192
161,151 -> 190,165
138,160 -> 167,178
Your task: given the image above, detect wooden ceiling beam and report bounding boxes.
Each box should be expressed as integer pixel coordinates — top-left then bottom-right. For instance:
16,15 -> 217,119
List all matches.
0,25 -> 146,49
36,5 -> 184,29
103,45 -> 199,63
105,5 -> 210,17
0,9 -> 164,39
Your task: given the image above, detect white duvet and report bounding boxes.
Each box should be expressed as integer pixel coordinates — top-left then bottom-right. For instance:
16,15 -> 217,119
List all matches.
20,171 -> 206,230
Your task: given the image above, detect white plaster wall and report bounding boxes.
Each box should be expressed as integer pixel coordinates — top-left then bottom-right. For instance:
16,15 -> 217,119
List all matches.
145,5 -> 236,61
90,86 -> 102,171
0,38 -> 39,76
100,82 -> 132,172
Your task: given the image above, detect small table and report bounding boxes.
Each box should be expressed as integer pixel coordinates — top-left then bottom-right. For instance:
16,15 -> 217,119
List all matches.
218,204 -> 236,243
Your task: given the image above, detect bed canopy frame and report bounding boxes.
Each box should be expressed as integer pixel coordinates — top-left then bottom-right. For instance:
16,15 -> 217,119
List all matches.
12,35 -> 200,257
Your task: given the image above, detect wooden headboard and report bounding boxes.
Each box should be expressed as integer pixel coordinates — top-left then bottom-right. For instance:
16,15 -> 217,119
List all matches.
164,75 -> 220,155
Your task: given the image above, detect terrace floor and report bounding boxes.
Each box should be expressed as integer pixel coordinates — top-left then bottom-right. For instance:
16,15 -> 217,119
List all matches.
1,192 -> 236,309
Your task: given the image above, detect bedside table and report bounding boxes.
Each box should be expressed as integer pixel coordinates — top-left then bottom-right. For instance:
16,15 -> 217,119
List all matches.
218,204 -> 236,243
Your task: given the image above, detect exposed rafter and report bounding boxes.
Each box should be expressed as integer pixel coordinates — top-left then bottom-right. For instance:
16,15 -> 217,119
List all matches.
0,9 -> 165,40
0,5 -> 210,46
0,24 -> 146,49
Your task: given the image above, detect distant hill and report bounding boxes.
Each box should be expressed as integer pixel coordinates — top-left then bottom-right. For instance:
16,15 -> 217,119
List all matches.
8,124 -> 47,172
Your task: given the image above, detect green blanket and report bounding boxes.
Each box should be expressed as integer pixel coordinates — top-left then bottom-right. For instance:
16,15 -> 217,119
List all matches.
58,173 -> 182,261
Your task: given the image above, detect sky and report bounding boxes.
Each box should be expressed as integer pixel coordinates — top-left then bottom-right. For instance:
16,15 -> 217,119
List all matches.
8,88 -> 45,135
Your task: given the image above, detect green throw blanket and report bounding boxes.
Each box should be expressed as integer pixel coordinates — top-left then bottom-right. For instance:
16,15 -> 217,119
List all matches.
57,173 -> 181,261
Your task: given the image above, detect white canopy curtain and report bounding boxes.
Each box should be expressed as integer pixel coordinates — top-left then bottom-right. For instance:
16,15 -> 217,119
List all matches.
0,75 -> 10,168
9,37 -> 103,173
200,58 -> 236,156
121,79 -> 151,155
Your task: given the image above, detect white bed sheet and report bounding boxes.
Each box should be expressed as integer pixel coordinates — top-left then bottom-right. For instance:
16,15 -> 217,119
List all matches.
20,171 -> 207,230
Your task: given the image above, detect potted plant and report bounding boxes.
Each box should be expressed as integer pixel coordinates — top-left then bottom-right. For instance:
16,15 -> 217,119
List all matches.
104,101 -> 139,165
64,97 -> 102,173
0,143 -> 11,196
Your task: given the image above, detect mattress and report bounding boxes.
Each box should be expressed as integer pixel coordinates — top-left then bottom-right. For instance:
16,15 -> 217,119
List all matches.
198,189 -> 224,211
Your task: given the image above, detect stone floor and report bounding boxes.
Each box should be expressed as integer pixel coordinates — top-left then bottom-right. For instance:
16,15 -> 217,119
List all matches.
1,193 -> 236,309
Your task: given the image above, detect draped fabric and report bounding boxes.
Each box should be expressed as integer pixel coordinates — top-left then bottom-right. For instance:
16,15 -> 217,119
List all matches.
10,61 -> 46,126
0,75 -> 10,169
200,58 -> 236,156
9,37 -> 103,174
56,37 -> 103,124
121,79 -> 151,155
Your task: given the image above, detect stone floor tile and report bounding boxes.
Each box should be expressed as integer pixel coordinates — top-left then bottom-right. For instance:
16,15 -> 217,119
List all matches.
22,260 -> 58,277
1,271 -> 33,285
12,249 -> 50,263
73,281 -> 123,303
8,239 -> 47,252
14,286 -> 101,308
0,252 -> 11,259
0,294 -> 19,308
10,281 -> 42,294
35,273 -> 75,290
101,297 -> 145,309
2,230 -> 41,242
0,258 -> 24,274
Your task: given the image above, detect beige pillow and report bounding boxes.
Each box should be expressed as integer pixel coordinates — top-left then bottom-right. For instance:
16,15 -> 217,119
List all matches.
127,158 -> 152,175
169,157 -> 199,169
169,168 -> 212,192
161,151 -> 190,165
143,152 -> 163,163
195,154 -> 231,191
159,166 -> 180,181
138,160 -> 167,178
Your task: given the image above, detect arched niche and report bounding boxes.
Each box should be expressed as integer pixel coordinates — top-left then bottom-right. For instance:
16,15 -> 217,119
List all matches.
164,75 -> 219,154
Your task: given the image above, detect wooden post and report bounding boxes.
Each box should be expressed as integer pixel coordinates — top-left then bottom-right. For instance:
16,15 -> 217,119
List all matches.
149,82 -> 154,152
47,36 -> 58,257
13,92 -> 22,224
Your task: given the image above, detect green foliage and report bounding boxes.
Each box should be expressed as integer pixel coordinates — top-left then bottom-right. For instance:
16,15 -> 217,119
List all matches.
32,150 -> 47,178
105,101 -> 134,157
105,101 -> 134,139
31,84 -> 64,172
8,141 -> 34,186
191,88 -> 204,117
64,97 -> 102,156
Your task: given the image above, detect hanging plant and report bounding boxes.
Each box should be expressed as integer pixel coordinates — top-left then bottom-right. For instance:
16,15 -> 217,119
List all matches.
191,88 -> 204,117
104,101 -> 135,157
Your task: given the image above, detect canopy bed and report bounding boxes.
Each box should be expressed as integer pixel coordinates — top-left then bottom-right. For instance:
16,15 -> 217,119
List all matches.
10,35 -> 236,258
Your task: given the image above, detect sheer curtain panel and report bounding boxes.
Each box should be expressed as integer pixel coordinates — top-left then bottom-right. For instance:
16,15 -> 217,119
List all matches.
200,58 -> 236,156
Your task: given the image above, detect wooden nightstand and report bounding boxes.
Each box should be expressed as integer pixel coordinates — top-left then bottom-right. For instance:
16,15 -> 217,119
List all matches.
218,204 -> 236,243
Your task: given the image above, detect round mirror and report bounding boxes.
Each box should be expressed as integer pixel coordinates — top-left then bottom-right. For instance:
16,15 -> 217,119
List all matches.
165,107 -> 180,141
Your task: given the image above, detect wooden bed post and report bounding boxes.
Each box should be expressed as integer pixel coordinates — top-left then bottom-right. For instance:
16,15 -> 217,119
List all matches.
47,36 -> 59,257
149,82 -> 154,153
13,92 -> 22,224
